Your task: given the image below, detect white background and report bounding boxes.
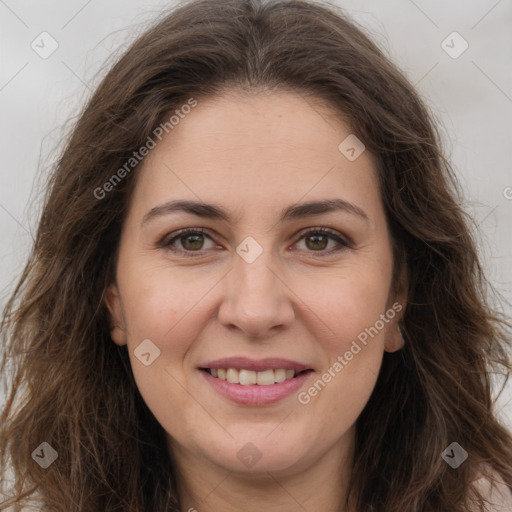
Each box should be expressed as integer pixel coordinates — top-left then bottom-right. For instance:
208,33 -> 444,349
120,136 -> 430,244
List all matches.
1,0 -> 511,430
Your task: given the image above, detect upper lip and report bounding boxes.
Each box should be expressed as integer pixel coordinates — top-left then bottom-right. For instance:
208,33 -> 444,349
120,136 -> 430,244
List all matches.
200,357 -> 311,373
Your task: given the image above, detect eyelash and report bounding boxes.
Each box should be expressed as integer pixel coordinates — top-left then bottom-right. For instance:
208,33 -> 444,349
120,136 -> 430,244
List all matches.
158,227 -> 352,258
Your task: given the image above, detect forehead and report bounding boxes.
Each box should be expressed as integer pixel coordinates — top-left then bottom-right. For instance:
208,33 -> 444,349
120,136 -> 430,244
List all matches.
129,91 -> 382,228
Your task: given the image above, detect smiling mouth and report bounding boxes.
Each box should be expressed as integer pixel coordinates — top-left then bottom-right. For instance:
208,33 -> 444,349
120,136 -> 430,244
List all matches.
201,368 -> 312,386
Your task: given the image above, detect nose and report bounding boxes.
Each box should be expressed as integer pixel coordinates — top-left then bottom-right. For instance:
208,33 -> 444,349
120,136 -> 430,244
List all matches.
217,245 -> 295,339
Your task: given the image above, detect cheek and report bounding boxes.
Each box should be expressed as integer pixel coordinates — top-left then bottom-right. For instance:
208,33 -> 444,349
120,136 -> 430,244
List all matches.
121,264 -> 218,346
119,266 -> 232,419
336,279 -> 390,348
317,279 -> 388,386
295,274 -> 390,432
296,259 -> 392,349
120,269 -> 212,434
293,260 -> 392,404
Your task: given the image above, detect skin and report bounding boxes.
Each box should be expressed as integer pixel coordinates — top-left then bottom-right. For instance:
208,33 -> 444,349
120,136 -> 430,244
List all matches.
106,90 -> 406,512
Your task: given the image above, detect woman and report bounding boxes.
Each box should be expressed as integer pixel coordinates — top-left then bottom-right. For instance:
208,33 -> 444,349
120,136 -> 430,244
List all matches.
1,0 -> 511,510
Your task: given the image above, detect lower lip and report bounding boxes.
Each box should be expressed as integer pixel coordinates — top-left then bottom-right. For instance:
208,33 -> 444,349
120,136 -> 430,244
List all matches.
200,370 -> 313,406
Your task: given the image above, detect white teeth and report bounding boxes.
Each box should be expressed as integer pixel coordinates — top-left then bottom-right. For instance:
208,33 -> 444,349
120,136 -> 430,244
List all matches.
256,369 -> 275,385
226,368 -> 239,384
239,369 -> 257,385
274,369 -> 286,383
209,368 -> 298,385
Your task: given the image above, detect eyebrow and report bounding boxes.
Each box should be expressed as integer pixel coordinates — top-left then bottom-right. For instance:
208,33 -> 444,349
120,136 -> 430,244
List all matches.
141,198 -> 369,227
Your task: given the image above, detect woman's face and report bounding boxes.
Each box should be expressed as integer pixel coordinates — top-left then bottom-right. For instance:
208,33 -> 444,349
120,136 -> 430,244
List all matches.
106,91 -> 405,477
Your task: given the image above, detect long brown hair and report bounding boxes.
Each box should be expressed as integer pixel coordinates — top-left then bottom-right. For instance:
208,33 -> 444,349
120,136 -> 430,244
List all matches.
1,0 -> 511,510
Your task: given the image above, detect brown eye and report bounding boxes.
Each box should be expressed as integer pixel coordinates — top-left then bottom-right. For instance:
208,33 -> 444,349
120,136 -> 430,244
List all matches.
294,228 -> 351,254
179,233 -> 205,251
305,234 -> 329,251
160,227 -> 351,258
161,228 -> 216,256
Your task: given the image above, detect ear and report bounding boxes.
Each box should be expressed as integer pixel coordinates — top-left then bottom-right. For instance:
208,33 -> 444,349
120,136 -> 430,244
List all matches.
105,282 -> 128,346
384,263 -> 407,353
384,321 -> 404,353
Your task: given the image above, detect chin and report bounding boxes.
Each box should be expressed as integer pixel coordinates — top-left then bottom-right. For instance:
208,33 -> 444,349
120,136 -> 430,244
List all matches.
199,429 -> 315,475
